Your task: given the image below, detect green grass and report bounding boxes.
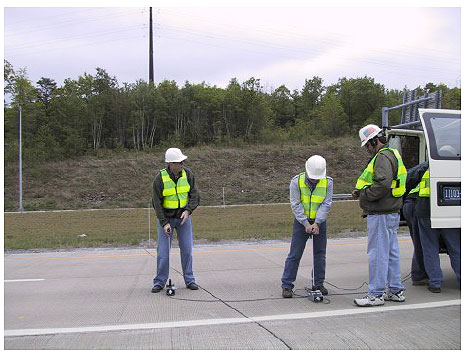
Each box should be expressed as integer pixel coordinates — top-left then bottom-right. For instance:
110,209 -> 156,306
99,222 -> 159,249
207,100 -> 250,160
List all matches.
4,201 -> 373,250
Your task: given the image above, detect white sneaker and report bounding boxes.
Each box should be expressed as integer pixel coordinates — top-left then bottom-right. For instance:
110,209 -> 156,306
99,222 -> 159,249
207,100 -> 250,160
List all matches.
384,290 -> 405,302
354,294 -> 385,307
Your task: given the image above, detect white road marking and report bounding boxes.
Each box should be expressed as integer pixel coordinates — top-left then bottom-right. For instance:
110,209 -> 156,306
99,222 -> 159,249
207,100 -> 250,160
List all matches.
4,299 -> 460,337
4,279 -> 45,283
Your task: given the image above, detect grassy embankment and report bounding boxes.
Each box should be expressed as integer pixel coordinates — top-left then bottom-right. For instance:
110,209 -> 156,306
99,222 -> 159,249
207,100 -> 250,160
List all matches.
4,201 -> 372,250
4,137 -> 387,250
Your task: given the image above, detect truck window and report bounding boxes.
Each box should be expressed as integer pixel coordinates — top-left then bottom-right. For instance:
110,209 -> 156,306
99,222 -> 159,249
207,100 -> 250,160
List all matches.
389,135 -> 419,169
422,114 -> 461,160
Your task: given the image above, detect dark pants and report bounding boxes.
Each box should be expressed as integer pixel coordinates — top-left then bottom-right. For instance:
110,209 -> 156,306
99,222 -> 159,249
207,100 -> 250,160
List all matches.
281,219 -> 327,289
402,199 -> 428,281
417,216 -> 461,288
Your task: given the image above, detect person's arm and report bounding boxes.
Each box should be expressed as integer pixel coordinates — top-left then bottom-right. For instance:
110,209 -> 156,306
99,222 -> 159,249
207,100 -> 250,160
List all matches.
152,173 -> 169,227
290,176 -> 310,228
315,177 -> 333,225
185,168 -> 200,214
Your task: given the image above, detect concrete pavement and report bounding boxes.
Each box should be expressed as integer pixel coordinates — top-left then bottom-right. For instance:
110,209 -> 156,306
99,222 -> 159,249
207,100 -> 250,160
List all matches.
4,235 -> 461,349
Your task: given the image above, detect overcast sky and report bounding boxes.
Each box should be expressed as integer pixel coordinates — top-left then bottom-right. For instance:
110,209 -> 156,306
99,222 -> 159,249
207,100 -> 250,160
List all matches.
3,1 -> 462,93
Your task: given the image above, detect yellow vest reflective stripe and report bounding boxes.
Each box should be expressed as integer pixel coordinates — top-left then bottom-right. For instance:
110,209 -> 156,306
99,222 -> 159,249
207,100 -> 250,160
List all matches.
299,172 -> 327,220
419,169 -> 430,197
161,169 -> 190,209
409,184 -> 420,195
355,148 -> 407,197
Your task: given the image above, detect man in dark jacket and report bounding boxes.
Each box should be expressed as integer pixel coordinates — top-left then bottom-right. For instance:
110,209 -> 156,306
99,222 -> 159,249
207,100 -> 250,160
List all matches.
151,148 -> 200,293
404,161 -> 429,285
407,161 -> 461,293
352,124 -> 407,307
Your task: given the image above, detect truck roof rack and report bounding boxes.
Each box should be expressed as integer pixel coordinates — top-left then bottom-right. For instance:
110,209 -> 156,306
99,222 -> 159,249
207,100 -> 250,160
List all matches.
382,89 -> 442,129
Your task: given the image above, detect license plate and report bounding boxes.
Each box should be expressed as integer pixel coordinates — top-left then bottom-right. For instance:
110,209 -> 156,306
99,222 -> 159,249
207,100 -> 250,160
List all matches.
439,184 -> 461,206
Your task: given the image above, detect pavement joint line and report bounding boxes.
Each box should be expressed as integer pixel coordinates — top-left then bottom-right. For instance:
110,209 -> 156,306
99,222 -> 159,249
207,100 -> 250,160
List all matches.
4,299 -> 460,337
4,238 -> 412,261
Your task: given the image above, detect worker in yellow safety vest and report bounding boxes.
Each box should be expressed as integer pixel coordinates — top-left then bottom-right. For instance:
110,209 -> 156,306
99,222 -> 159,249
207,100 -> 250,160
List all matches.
408,160 -> 461,293
281,155 -> 333,298
403,161 -> 430,286
151,148 -> 200,293
352,124 -> 407,307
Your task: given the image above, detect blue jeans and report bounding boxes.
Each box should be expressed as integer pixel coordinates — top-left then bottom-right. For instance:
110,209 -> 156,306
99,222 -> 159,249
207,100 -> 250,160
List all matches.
281,219 -> 327,289
403,199 -> 428,281
417,216 -> 461,288
367,213 -> 404,296
152,217 -> 195,288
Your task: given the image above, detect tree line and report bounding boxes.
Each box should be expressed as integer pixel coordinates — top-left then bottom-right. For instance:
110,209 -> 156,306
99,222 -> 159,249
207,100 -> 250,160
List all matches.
4,59 -> 461,161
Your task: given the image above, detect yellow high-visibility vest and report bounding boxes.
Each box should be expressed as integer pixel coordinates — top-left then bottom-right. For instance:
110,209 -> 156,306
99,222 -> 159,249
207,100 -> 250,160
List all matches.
419,169 -> 430,197
161,169 -> 190,209
299,172 -> 327,220
355,148 -> 407,197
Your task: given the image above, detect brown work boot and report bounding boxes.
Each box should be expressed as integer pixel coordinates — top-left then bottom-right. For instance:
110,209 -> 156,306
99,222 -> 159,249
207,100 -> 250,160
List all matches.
428,285 -> 441,293
412,278 -> 428,286
282,288 -> 293,298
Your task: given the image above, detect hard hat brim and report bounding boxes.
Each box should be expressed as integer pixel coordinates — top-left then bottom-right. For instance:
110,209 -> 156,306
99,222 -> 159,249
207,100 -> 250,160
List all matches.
166,154 -> 188,163
306,170 -> 326,180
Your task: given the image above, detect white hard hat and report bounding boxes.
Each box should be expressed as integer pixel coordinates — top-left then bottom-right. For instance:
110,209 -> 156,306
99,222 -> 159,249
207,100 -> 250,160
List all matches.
359,124 -> 382,147
165,148 -> 188,163
305,155 -> 326,180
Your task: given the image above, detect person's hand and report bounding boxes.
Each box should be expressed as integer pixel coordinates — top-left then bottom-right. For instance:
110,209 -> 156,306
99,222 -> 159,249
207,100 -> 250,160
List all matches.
305,224 -> 313,235
163,223 -> 172,235
180,210 -> 190,225
351,189 -> 360,199
311,223 -> 320,235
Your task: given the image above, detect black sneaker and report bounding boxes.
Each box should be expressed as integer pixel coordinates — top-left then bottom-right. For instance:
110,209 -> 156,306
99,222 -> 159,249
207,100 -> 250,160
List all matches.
187,282 -> 199,290
428,285 -> 441,293
312,285 -> 328,296
151,285 -> 163,293
282,288 -> 293,298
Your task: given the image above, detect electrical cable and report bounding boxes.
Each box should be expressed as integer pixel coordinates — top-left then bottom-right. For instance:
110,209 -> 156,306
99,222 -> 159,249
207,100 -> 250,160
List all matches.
143,247 -> 412,304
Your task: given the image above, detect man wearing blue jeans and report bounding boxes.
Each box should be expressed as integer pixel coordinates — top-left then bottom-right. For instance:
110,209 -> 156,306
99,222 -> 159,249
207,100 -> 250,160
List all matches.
409,162 -> 461,293
281,155 -> 333,298
151,148 -> 200,293
352,124 -> 407,307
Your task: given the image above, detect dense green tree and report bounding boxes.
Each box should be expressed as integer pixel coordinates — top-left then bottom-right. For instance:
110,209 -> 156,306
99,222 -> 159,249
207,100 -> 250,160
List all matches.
299,76 -> 325,118
443,87 -> 461,109
3,60 -> 460,162
335,76 -> 385,131
269,85 -> 295,128
239,77 -> 271,139
36,77 -> 57,117
316,93 -> 349,136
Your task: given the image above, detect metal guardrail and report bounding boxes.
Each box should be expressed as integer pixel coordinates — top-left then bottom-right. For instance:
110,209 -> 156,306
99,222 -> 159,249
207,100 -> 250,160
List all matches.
333,193 -> 353,200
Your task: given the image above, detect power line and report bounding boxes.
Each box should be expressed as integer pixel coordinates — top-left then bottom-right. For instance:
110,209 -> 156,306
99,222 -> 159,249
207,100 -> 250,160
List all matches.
154,26 -> 459,77
157,7 -> 460,64
5,8 -> 147,38
6,24 -> 146,54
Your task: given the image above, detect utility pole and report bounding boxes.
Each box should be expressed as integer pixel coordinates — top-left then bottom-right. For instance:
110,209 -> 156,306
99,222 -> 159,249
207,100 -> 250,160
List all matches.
18,105 -> 24,212
149,7 -> 154,84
